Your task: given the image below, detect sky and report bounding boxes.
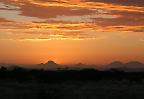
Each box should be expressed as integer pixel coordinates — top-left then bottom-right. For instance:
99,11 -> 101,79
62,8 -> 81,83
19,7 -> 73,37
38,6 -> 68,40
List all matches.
0,0 -> 144,65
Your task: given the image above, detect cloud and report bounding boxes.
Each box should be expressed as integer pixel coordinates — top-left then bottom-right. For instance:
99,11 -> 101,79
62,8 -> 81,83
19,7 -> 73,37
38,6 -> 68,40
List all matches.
20,5 -> 95,19
140,39 -> 144,42
84,0 -> 144,7
0,9 -> 44,22
48,14 -> 119,23
93,11 -> 144,27
0,0 -> 143,40
0,18 -> 11,22
0,2 -> 20,10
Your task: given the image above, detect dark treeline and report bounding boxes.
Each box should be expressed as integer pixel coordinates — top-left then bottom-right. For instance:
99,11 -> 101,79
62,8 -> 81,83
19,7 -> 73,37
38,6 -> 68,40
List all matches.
0,66 -> 144,83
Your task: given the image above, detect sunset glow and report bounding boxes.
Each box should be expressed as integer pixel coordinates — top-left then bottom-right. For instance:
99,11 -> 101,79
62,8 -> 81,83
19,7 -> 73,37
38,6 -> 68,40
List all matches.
0,0 -> 144,65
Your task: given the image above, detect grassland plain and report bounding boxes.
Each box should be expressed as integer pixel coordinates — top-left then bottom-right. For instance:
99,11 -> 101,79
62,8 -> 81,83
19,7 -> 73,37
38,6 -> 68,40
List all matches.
0,80 -> 144,99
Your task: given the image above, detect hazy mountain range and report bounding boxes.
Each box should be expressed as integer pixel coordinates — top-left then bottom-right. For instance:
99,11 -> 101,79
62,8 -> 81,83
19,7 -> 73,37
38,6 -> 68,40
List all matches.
0,60 -> 144,71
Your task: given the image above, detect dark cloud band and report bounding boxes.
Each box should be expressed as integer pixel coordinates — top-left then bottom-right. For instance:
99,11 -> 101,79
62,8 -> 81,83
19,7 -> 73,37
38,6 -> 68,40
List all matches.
84,0 -> 144,6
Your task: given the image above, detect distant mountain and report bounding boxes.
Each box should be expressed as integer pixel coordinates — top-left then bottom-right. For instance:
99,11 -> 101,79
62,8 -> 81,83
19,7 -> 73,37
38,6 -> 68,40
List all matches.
125,61 -> 144,68
0,63 -> 12,67
38,60 -> 59,70
1,60 -> 144,71
106,61 -> 144,71
107,61 -> 124,68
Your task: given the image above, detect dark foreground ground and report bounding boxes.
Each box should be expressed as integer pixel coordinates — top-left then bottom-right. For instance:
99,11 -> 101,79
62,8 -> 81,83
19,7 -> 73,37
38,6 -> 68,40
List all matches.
1,66 -> 144,99
0,80 -> 144,99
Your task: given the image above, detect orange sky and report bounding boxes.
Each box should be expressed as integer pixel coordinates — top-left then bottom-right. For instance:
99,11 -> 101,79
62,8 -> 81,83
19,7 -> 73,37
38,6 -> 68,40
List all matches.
0,0 -> 144,65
